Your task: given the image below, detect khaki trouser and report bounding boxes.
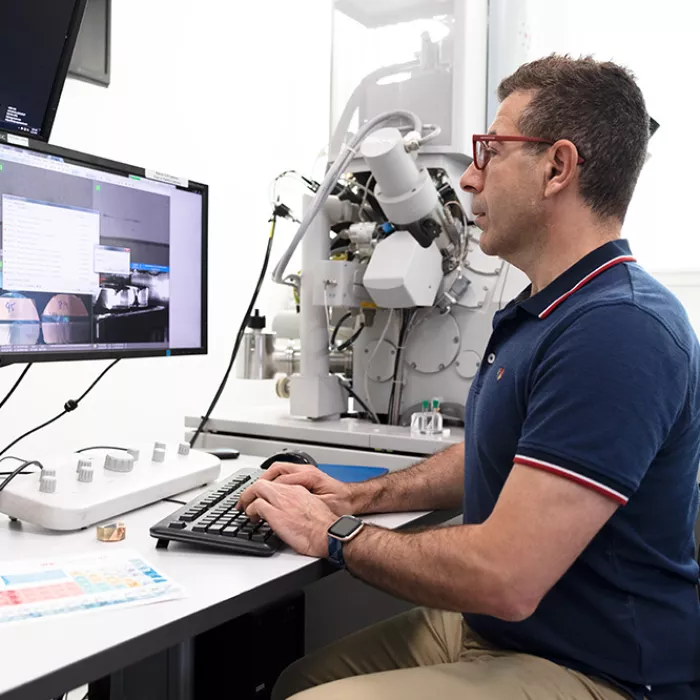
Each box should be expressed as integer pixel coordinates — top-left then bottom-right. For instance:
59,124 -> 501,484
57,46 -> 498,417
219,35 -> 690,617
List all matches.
272,607 -> 630,700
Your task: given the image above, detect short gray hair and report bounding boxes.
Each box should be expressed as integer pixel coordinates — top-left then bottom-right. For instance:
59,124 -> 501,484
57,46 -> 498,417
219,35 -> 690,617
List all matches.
498,54 -> 650,222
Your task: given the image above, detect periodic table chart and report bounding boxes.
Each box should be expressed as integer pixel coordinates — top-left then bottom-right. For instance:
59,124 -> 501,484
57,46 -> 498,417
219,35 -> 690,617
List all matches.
0,550 -> 185,625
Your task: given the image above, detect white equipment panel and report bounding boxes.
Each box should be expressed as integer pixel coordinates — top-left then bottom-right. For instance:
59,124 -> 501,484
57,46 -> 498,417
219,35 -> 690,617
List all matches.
0,443 -> 221,531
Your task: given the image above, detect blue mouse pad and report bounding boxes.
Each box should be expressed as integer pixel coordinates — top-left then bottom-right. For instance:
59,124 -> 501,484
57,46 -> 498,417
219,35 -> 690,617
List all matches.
317,464 -> 388,483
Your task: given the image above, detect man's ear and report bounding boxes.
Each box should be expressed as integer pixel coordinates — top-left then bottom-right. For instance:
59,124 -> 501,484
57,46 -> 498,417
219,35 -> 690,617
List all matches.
543,140 -> 579,199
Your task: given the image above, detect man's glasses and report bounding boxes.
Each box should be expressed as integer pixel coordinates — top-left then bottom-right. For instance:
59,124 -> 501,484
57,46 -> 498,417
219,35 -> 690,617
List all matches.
472,134 -> 585,170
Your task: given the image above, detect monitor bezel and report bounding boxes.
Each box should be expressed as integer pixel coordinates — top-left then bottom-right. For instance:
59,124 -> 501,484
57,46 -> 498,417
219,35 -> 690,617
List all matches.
68,0 -> 112,88
0,134 -> 208,367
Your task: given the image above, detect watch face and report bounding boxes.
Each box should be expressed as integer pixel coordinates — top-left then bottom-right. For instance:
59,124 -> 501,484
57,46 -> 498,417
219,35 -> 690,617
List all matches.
329,516 -> 361,538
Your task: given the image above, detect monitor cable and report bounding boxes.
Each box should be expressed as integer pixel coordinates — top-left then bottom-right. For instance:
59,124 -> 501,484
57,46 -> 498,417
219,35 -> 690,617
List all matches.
0,363 -> 33,412
0,359 -> 121,459
190,208 -> 287,448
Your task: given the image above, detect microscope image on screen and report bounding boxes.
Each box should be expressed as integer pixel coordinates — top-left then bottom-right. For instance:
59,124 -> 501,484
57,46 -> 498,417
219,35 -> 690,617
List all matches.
0,160 -> 172,349
0,291 -> 41,345
93,268 -> 170,344
41,293 -> 91,344
89,179 -> 171,344
0,290 -> 92,346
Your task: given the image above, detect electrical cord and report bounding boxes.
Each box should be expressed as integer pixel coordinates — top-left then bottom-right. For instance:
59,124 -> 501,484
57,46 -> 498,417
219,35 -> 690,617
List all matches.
336,376 -> 380,424
328,311 -> 365,353
0,455 -> 33,476
76,445 -> 129,454
0,459 -> 44,494
268,169 -> 319,212
358,175 -> 375,222
189,214 -> 279,449
329,311 -> 352,348
0,363 -> 32,412
388,310 -> 414,425
336,324 -> 365,353
0,359 -> 120,459
364,309 -> 395,422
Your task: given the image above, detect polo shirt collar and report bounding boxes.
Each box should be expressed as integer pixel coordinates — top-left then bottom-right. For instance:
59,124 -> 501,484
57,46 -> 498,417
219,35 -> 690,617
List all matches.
518,239 -> 636,319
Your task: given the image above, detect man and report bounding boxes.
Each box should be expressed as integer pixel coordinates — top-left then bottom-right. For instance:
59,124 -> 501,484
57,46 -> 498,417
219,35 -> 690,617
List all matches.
238,55 -> 700,699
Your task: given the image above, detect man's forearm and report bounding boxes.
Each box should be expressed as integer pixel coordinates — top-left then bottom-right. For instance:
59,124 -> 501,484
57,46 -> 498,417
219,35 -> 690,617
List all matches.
349,442 -> 464,515
342,523 -> 518,620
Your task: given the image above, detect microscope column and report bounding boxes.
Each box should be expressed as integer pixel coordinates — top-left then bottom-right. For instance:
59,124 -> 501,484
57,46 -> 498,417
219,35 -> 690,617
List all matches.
289,198 -> 346,418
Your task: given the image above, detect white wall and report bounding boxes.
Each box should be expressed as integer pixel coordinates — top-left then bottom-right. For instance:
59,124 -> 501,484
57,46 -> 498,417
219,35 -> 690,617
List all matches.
488,0 -> 700,324
0,0 -> 331,457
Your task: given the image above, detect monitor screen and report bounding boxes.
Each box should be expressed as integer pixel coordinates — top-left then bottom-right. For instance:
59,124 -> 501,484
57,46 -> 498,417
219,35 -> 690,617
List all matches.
0,138 -> 207,365
0,0 -> 88,140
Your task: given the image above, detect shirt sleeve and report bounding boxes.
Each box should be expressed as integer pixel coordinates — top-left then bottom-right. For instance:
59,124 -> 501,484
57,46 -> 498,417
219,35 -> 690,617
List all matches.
515,302 -> 690,505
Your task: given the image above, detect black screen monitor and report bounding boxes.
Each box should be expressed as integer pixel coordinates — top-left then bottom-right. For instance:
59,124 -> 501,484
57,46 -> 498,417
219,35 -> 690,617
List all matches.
0,136 -> 208,366
0,0 -> 88,141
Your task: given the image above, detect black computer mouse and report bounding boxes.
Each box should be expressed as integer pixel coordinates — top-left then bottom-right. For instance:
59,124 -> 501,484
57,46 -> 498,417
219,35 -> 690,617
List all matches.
259,450 -> 318,470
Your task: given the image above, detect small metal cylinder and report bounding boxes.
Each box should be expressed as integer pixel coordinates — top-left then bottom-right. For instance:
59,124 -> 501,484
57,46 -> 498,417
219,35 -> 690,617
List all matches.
271,346 -> 353,378
237,330 -> 277,379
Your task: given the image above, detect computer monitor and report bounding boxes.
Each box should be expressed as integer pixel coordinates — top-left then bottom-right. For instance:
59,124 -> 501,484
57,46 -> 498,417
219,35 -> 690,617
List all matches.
0,0 -> 88,140
0,137 -> 207,366
69,0 -> 111,88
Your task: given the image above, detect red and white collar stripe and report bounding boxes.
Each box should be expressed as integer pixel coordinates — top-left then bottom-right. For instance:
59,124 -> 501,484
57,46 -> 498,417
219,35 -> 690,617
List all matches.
514,455 -> 628,505
539,256 -> 636,320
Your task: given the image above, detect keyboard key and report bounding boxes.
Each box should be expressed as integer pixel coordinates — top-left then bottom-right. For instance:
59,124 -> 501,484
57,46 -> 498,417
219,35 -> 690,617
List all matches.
152,468 -> 284,556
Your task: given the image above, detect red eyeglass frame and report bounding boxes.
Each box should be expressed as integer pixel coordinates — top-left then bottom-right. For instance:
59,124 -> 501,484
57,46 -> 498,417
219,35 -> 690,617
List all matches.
472,134 -> 585,170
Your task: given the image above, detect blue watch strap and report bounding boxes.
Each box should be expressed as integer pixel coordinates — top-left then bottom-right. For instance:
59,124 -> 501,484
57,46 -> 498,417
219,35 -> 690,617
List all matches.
327,534 -> 346,568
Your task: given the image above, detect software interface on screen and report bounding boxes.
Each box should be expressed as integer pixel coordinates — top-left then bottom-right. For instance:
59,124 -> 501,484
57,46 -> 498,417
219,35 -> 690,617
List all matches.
0,1 -> 81,136
0,143 -> 204,356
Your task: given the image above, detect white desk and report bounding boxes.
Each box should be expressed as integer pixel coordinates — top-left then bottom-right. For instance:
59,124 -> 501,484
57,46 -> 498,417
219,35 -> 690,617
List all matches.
0,454 -> 449,700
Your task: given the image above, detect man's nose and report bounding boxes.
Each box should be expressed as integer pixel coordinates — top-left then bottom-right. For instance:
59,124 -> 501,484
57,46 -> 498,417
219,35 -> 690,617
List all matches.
460,162 -> 483,194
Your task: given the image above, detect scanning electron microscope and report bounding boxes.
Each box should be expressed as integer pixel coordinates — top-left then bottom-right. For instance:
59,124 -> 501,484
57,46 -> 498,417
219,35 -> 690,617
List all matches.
187,1 -> 528,468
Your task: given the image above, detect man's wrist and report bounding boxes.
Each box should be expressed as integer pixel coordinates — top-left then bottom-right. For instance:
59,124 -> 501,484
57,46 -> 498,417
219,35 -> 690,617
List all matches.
348,478 -> 382,515
326,515 -> 365,567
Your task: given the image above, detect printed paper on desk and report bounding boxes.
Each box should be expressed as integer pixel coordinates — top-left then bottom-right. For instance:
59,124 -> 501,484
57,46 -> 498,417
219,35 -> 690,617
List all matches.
0,549 -> 185,626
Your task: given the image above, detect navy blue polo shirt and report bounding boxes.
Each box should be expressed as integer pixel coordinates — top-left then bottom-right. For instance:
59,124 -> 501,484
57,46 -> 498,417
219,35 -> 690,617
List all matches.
463,239 -> 700,699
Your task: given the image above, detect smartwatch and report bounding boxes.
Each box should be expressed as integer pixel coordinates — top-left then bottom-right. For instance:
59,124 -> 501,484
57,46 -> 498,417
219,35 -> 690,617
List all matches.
327,515 -> 364,568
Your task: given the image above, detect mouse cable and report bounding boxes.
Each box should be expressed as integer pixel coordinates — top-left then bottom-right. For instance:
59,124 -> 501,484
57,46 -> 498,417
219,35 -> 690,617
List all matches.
0,359 -> 120,459
0,363 -> 33,412
190,210 -> 283,449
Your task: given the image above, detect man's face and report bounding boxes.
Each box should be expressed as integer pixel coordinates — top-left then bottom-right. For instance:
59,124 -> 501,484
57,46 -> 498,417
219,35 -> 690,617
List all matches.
460,91 -> 548,261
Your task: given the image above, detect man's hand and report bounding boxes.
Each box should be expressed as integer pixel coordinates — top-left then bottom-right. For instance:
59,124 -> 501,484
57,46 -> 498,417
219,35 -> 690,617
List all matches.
238,463 -> 354,516
242,479 -> 337,558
